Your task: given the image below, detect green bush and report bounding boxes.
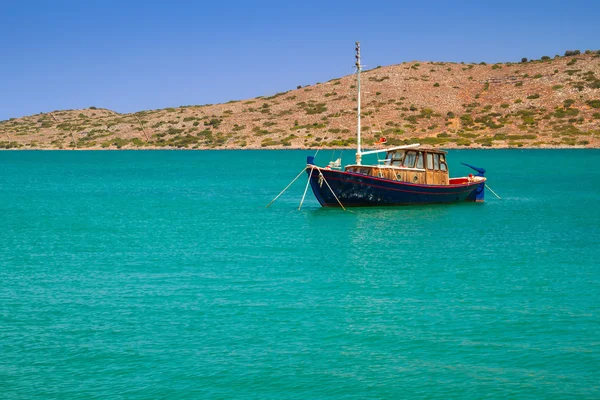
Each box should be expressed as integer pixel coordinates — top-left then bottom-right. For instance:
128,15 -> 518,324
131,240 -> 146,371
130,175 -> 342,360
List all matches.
553,108 -> 579,118
586,100 -> 600,108
527,94 -> 540,99
460,114 -> 474,127
304,103 -> 327,114
165,127 -> 184,135
475,138 -> 494,146
368,76 -> 390,82
506,134 -> 537,140
204,118 -> 222,128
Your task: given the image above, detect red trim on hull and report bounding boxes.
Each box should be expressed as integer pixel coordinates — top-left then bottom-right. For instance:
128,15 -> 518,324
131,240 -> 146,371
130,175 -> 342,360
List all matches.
311,168 -> 482,190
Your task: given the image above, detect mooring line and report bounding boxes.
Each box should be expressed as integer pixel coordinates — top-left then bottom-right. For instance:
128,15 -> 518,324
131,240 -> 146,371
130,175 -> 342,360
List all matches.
485,184 -> 502,200
318,169 -> 348,211
265,167 -> 307,208
298,167 -> 314,210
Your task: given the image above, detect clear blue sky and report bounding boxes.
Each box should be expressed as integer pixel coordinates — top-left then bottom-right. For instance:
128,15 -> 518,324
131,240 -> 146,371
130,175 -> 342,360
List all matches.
1,0 -> 598,121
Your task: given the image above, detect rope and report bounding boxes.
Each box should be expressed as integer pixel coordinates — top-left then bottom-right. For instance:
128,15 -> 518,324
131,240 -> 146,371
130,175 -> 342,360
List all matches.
265,167 -> 307,208
485,184 -> 502,200
298,167 -> 314,210
317,169 -> 347,211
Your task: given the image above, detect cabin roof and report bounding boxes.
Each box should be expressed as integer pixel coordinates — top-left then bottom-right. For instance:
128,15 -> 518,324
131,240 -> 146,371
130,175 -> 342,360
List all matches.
417,146 -> 447,155
386,146 -> 447,155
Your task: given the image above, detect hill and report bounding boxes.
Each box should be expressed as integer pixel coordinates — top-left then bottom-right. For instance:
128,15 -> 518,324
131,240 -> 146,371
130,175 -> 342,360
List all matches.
1,52 -> 599,150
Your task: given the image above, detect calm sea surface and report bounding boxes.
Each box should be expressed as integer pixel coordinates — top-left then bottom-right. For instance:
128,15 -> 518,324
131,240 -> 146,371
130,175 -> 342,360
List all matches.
1,150 -> 599,399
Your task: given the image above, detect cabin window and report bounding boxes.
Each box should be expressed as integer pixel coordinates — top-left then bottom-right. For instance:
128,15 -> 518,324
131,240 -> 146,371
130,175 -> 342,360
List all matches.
426,153 -> 434,170
440,155 -> 447,172
390,150 -> 404,166
416,153 -> 424,169
433,154 -> 440,170
360,168 -> 369,175
403,151 -> 417,168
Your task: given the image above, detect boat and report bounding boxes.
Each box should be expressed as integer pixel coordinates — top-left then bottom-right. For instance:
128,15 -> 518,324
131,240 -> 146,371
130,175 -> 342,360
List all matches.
305,42 -> 487,207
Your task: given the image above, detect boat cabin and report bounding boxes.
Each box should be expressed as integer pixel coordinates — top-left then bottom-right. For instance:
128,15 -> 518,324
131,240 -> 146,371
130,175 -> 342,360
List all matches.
345,147 -> 450,185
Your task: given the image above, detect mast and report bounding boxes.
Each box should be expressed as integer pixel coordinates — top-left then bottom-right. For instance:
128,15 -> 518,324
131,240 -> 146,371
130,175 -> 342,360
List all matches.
355,41 -> 362,165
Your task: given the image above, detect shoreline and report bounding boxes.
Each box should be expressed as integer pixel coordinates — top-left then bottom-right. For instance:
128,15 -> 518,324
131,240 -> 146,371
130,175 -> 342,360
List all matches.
1,145 -> 598,151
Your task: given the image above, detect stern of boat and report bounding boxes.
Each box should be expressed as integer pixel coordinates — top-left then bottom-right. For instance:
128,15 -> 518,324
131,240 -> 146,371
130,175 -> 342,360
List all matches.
462,163 -> 486,202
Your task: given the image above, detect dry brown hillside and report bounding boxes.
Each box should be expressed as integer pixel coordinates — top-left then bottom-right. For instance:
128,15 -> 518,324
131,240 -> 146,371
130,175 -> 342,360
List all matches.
2,52 -> 600,150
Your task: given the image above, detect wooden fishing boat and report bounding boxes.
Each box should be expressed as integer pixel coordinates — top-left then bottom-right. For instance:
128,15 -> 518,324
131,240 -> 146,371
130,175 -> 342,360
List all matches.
305,43 -> 487,207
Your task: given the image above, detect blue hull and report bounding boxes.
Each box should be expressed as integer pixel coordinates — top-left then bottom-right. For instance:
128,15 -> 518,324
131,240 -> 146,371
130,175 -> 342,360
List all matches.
307,167 -> 483,207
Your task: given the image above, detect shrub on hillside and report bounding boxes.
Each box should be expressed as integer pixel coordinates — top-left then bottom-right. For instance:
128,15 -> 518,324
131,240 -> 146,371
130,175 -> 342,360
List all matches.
586,100 -> 600,108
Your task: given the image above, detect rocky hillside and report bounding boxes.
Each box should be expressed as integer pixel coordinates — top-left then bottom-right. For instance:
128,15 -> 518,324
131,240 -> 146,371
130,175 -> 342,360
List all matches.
1,52 -> 600,150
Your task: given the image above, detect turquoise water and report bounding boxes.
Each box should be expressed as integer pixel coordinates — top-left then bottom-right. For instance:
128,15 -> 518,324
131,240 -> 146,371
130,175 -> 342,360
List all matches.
1,150 -> 599,399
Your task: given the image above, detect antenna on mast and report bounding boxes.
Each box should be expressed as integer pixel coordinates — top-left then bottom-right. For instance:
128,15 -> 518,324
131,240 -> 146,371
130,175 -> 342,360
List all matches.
355,41 -> 362,165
